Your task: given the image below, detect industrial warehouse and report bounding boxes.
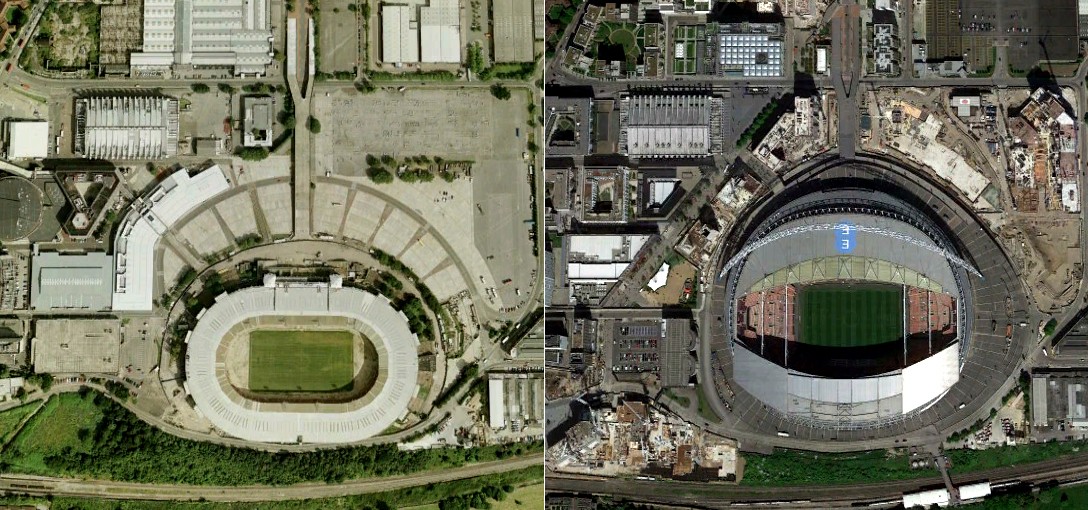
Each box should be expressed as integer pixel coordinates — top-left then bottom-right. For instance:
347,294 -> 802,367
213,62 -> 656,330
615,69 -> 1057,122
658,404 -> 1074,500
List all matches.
130,0 -> 274,76
74,95 -> 180,160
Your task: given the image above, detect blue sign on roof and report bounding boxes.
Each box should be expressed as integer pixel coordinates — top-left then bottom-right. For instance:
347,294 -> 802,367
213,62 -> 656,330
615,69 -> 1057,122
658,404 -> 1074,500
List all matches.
835,221 -> 856,254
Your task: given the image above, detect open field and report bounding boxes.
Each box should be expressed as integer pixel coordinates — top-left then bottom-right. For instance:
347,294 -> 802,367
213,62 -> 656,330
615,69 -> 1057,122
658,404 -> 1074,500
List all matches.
248,330 -> 355,392
317,0 -> 360,73
26,3 -> 100,69
494,483 -> 545,510
798,284 -> 903,347
5,393 -> 102,474
740,448 -> 927,486
0,401 -> 40,444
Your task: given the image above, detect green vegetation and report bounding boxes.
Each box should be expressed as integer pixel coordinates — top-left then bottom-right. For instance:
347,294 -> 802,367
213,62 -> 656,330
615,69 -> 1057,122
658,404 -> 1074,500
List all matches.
307,116 -> 322,134
234,146 -> 270,161
740,448 -> 925,486
737,100 -> 781,148
948,407 -> 998,443
0,465 -> 543,510
662,388 -> 690,408
366,166 -> 394,183
235,233 -> 264,251
27,3 -> 100,70
434,363 -> 479,407
2,389 -> 543,485
798,284 -> 903,347
191,83 -> 211,93
368,70 -> 457,81
1044,317 -> 1058,336
0,401 -> 41,444
467,42 -> 486,76
694,384 -> 720,423
248,330 -> 355,392
217,83 -> 236,94
948,439 -> 1088,474
490,83 -> 512,100
479,62 -> 538,81
967,480 -> 1088,509
5,393 -> 104,474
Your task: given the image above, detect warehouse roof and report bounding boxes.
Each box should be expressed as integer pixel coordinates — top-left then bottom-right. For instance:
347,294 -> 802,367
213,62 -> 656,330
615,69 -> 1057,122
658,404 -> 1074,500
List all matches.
420,0 -> 460,63
30,251 -> 114,311
7,121 -> 49,159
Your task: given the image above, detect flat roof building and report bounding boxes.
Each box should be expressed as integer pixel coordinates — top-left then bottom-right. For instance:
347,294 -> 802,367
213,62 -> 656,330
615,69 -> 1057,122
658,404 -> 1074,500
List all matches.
131,0 -> 273,76
619,95 -> 723,157
6,120 -> 49,159
242,96 -> 274,147
32,319 -> 121,374
382,4 -> 420,64
420,0 -> 460,63
717,23 -> 784,77
74,96 -> 180,160
493,0 -> 534,62
30,251 -> 114,311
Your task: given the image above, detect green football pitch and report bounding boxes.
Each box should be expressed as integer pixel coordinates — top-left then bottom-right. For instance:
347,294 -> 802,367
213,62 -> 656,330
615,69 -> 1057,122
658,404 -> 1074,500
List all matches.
248,330 -> 355,392
797,284 -> 903,348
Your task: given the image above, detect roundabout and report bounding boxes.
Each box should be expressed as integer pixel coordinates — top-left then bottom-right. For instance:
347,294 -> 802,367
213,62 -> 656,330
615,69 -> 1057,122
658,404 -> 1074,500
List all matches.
704,156 -> 1032,443
185,280 -> 419,444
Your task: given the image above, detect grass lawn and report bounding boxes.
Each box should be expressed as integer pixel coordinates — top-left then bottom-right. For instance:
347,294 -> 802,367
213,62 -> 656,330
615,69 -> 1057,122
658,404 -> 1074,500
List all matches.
948,439 -> 1088,474
0,402 -> 42,444
740,448 -> 928,486
663,388 -> 691,408
494,483 -> 545,510
798,284 -> 903,347
694,385 -> 720,424
5,393 -> 102,474
248,329 -> 355,392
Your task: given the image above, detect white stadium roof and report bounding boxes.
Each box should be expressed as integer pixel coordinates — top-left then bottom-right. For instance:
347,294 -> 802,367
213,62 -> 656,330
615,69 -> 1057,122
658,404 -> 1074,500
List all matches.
185,284 -> 419,443
113,166 -> 230,311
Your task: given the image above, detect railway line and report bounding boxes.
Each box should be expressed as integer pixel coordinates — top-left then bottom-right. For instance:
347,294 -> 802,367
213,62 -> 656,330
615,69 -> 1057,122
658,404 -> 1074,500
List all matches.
547,450 -> 1088,508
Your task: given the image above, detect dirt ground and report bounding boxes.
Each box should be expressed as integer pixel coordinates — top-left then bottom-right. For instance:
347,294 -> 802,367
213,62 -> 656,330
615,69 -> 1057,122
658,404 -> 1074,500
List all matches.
318,0 -> 360,73
641,261 -> 696,306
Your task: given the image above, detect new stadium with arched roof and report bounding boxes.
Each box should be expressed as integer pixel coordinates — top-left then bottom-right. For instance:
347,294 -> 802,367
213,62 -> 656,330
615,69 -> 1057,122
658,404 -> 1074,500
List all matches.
721,183 -> 975,429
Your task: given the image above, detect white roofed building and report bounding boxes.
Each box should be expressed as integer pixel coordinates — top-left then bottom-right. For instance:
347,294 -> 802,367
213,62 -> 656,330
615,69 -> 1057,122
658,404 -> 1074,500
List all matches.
420,0 -> 461,63
113,166 -> 231,311
74,96 -> 180,160
6,121 -> 49,159
131,0 -> 274,76
382,4 -> 420,64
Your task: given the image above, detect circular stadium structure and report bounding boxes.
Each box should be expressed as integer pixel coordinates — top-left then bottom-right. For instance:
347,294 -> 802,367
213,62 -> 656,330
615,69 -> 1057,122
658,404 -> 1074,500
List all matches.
0,176 -> 42,241
710,155 -> 1033,436
185,281 -> 419,443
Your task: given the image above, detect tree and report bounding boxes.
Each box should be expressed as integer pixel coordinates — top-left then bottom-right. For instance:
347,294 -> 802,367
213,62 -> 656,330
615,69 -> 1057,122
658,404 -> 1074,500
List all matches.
234,146 -> 269,161
217,83 -> 236,94
190,83 -> 210,93
367,166 -> 394,184
490,83 -> 511,100
307,116 -> 322,134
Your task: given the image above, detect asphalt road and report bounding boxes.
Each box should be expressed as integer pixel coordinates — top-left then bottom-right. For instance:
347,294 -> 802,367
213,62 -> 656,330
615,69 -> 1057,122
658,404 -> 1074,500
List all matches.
0,456 -> 541,502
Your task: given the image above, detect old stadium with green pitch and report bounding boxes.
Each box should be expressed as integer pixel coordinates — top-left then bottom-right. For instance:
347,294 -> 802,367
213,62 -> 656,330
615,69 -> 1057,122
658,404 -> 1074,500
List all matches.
797,284 -> 903,348
247,329 -> 355,392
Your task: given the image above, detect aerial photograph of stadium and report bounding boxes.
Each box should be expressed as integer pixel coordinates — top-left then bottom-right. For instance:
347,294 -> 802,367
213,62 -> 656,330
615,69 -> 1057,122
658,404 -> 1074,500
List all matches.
0,0 -> 546,506
545,0 -> 1088,509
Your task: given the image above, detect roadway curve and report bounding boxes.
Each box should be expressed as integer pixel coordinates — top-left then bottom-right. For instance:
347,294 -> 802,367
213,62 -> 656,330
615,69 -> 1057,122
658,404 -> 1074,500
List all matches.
0,456 -> 540,502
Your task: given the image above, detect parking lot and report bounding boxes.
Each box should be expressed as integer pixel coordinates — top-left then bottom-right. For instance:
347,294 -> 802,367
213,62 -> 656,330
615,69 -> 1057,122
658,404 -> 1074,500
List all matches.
318,0 -> 361,73
311,86 -> 535,312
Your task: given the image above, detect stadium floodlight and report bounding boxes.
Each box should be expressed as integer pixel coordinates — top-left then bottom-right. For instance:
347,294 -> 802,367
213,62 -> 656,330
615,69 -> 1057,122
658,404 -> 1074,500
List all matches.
719,223 -> 983,280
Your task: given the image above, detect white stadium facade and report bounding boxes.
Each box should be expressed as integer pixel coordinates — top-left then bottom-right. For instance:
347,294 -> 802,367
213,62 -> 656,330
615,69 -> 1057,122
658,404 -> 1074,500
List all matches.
721,187 -> 975,429
185,282 -> 419,443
